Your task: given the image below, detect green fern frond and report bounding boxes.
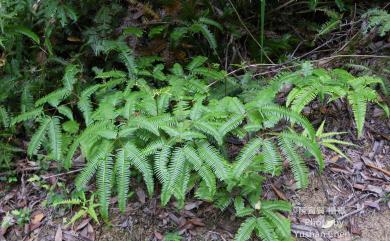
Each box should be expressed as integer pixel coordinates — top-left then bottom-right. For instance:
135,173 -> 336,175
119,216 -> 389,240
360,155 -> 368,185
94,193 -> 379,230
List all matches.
347,92 -> 366,138
142,140 -> 165,157
27,117 -> 51,156
197,142 -> 229,180
97,155 -> 113,220
187,56 -> 208,71
52,198 -> 82,206
64,138 -> 80,169
11,107 -> 43,125
154,145 -> 170,185
280,131 -> 324,171
78,84 -> 101,125
232,138 -> 262,178
172,163 -> 190,206
124,143 -> 154,196
259,105 -> 316,139
21,86 -> 34,113
289,86 -> 318,113
75,141 -> 113,190
363,9 -> 390,36
115,149 -> 130,213
261,200 -> 292,212
13,25 -> 40,44
190,23 -> 217,50
234,217 -> 257,241
119,50 -> 137,77
198,17 -> 223,31
170,27 -> 188,46
255,218 -> 278,241
48,117 -> 62,161
197,165 -> 217,196
262,140 -> 283,176
184,145 -> 216,195
57,105 -> 74,120
234,197 -> 254,217
262,210 -> 291,239
156,93 -> 171,114
129,116 -> 160,136
218,114 -> 244,137
0,106 -> 9,128
279,137 -> 309,189
163,148 -> 185,205
228,97 -> 246,115
95,70 -> 126,79
35,88 -> 70,107
194,121 -> 223,145
183,145 -> 203,170
62,64 -> 80,90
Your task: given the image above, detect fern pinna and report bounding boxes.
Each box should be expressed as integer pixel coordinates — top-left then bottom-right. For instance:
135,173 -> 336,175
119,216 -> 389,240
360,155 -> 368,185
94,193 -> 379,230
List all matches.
13,57 -> 334,240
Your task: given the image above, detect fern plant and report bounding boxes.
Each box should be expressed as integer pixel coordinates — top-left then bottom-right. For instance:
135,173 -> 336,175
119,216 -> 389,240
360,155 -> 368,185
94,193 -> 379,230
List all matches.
12,58 -> 239,218
53,191 -> 100,226
233,199 -> 292,241
170,17 -> 222,51
362,8 -> 390,37
284,62 -> 389,137
315,120 -> 353,160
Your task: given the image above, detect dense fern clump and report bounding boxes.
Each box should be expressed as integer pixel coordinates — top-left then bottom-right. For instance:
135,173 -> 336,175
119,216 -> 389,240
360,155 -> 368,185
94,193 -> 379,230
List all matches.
282,62 -> 389,137
10,55 -> 340,241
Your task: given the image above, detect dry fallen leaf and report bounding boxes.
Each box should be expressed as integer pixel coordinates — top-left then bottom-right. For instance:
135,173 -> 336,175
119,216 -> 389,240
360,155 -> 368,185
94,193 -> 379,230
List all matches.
154,231 -> 163,240
87,223 -> 95,241
184,202 -> 199,210
31,212 -> 45,225
189,218 -> 205,227
55,226 -> 62,241
136,188 -> 146,204
364,200 -> 380,210
75,218 -> 91,231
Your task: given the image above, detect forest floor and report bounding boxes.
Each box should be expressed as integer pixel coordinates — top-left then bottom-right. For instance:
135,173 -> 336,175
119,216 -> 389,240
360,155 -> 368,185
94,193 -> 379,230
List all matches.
1,103 -> 389,241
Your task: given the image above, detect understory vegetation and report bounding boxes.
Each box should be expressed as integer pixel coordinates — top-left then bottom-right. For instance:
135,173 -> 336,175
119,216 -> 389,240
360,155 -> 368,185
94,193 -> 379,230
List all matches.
0,0 -> 389,240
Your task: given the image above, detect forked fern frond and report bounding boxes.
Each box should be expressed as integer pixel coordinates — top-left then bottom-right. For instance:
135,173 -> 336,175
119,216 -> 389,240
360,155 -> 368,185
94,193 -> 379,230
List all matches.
259,105 -> 315,139
197,142 -> 229,180
232,138 -> 262,178
124,143 -> 154,196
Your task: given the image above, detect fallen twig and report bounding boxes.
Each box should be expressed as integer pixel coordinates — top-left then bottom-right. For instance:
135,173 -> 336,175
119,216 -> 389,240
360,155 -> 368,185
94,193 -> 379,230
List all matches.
365,163 -> 390,177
